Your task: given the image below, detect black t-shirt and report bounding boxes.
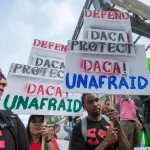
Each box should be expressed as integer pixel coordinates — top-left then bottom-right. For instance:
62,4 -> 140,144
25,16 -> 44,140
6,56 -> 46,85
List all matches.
70,117 -> 118,150
0,111 -> 29,150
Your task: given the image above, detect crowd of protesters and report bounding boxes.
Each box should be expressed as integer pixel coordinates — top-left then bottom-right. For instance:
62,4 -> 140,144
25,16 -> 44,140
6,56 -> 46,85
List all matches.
0,68 -> 150,150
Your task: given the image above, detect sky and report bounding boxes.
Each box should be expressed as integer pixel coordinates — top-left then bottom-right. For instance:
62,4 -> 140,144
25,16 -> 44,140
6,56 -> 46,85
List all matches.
0,0 -> 150,125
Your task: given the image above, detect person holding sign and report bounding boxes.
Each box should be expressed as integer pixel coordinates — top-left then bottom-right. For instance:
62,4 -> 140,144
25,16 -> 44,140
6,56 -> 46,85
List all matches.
26,115 -> 56,150
0,69 -> 30,150
70,93 -> 130,150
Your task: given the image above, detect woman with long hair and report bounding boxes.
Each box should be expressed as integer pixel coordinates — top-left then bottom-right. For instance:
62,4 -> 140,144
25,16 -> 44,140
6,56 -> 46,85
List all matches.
26,115 -> 55,150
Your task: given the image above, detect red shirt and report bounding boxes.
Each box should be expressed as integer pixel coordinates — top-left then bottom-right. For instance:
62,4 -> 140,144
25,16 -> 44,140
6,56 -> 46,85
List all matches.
52,138 -> 60,150
30,142 -> 41,150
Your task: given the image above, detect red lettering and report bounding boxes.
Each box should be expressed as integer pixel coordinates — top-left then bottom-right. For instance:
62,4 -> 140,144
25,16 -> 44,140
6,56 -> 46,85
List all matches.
83,60 -> 92,71
86,128 -> 96,138
85,9 -> 92,17
55,43 -> 61,51
26,84 -> 36,95
113,62 -> 121,74
41,41 -> 48,48
103,61 -> 111,73
94,61 -> 101,72
93,10 -> 99,18
0,131 -> 5,148
108,11 -> 114,19
87,129 -> 99,145
122,12 -> 130,19
37,85 -> 44,95
56,87 -> 62,97
34,39 -> 41,46
101,11 -> 107,18
61,45 -> 67,52
98,129 -> 106,139
115,11 -> 121,20
48,42 -> 54,49
46,86 -> 54,96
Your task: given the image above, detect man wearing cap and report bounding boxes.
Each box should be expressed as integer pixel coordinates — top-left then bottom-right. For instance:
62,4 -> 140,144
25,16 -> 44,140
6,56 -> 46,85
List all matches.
0,69 -> 30,150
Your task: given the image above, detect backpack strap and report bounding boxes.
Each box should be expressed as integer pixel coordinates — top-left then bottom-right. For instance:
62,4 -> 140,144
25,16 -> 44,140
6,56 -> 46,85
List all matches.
81,117 -> 87,143
81,116 -> 110,143
0,110 -> 18,150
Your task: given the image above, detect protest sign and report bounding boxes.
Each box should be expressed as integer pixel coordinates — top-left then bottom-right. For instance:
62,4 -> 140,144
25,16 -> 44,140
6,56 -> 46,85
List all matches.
0,74 -> 83,116
63,44 -> 150,95
68,40 -> 135,56
83,9 -> 133,44
28,39 -> 67,65
9,63 -> 64,81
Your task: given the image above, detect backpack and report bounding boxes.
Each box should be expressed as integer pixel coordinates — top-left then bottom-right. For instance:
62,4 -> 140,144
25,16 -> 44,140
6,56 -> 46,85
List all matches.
0,110 -> 18,150
81,115 -> 110,142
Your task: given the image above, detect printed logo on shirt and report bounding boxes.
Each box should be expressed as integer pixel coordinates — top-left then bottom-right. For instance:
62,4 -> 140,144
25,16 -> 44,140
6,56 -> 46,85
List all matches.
86,126 -> 110,145
0,130 -> 5,148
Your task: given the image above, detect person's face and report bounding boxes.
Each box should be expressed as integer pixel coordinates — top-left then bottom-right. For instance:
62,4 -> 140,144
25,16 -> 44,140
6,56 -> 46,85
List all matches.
56,126 -> 60,133
75,117 -> 81,124
49,127 -> 55,138
102,98 -> 110,113
83,94 -> 101,117
29,116 -> 44,135
0,71 -> 7,97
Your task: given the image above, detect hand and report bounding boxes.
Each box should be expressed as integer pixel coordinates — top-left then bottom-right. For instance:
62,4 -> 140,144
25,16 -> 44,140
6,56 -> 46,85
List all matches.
104,127 -> 118,146
41,125 -> 50,138
108,109 -> 119,126
137,121 -> 143,130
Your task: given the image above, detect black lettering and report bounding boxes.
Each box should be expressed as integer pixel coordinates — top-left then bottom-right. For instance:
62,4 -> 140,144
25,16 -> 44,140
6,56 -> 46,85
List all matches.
31,67 -> 39,75
22,65 -> 30,74
70,41 -> 78,50
109,32 -> 116,41
79,41 -> 88,51
58,70 -> 64,79
98,42 -> 106,52
49,69 -> 57,78
108,43 -> 115,52
101,31 -> 107,41
35,58 -> 43,66
13,64 -> 22,73
60,62 -> 65,70
91,31 -> 99,40
126,44 -> 132,54
88,42 -> 97,51
41,68 -> 48,76
51,61 -> 59,69
118,33 -> 125,42
44,59 -> 50,68
116,44 -> 124,53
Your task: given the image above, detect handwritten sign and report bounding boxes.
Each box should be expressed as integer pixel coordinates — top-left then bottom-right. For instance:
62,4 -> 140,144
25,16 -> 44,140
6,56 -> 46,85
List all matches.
33,39 -> 67,53
9,63 -> 64,81
87,29 -> 129,43
63,45 -> 150,95
0,75 -> 83,116
68,40 -> 135,56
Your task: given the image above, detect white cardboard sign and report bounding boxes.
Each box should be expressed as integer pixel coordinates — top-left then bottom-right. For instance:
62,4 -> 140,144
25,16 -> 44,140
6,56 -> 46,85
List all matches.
134,148 -> 150,150
0,75 -> 83,116
63,45 -> 150,95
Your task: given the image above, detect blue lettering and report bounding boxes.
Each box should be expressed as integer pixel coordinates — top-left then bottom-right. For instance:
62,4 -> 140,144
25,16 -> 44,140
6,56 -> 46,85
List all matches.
77,74 -> 88,88
66,73 -> 76,89
108,76 -> 117,89
119,77 -> 129,89
88,75 -> 98,89
99,75 -> 107,88
138,76 -> 148,89
129,76 -> 136,89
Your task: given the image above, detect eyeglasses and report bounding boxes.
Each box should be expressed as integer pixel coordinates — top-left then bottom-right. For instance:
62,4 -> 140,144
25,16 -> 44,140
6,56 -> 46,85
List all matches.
0,72 -> 6,80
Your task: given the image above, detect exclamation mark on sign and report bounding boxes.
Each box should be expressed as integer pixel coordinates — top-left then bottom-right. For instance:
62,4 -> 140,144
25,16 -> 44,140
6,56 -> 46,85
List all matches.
123,62 -> 126,74
0,130 -> 5,148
